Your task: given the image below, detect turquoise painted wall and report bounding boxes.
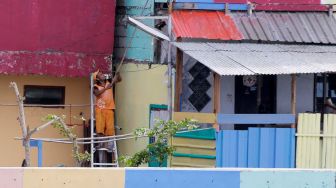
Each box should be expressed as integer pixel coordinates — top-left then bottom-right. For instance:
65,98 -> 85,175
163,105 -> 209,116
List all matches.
114,0 -> 155,62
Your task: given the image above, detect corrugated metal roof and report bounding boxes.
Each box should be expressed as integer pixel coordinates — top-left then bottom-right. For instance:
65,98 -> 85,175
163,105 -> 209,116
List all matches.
232,12 -> 336,44
172,10 -> 243,40
173,42 -> 336,75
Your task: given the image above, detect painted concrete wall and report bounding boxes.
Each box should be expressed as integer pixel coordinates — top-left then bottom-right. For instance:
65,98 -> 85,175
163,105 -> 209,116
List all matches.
0,0 -> 116,77
1,168 -> 336,188
114,0 -> 155,62
0,75 -> 90,167
277,74 -> 314,114
115,64 -> 168,162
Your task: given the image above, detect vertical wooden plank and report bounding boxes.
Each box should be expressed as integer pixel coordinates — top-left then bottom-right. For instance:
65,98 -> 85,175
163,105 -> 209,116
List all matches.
331,115 -> 336,168
213,73 -> 221,114
174,46 -> 183,112
307,113 -> 313,168
222,131 -> 238,167
291,74 -> 297,128
213,73 -> 221,131
322,114 -> 328,168
237,131 -> 248,167
314,114 -> 322,168
302,113 -> 308,168
216,131 -> 223,167
296,114 -> 304,168
259,128 -> 276,168
248,128 -> 260,168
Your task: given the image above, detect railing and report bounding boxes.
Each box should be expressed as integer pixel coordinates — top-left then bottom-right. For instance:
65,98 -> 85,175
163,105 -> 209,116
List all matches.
172,112 -> 296,168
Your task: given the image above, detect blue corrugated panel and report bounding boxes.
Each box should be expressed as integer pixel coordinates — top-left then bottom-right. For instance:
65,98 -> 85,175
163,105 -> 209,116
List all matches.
175,0 -> 214,2
216,128 -> 296,168
247,128 -> 260,168
237,131 -> 248,167
275,129 -> 292,168
216,132 -> 222,167
125,169 -> 240,188
174,3 -> 248,11
259,128 -> 276,168
222,131 -> 237,167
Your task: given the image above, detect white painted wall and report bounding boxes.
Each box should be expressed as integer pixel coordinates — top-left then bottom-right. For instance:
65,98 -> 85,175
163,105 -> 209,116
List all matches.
220,76 -> 235,129
220,76 -> 235,114
277,74 -> 314,114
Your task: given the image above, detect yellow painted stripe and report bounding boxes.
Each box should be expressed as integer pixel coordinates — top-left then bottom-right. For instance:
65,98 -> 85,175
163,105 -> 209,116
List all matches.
23,168 -> 125,188
173,112 -> 216,124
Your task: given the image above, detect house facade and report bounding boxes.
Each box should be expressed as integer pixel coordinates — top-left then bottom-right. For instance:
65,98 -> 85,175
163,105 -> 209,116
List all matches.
0,0 -> 116,166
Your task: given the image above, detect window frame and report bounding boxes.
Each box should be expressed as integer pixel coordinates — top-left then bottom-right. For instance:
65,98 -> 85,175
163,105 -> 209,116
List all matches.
23,85 -> 66,108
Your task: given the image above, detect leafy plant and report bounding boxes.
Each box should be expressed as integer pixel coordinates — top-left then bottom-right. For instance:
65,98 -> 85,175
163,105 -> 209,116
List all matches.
46,115 -> 90,167
119,119 -> 198,167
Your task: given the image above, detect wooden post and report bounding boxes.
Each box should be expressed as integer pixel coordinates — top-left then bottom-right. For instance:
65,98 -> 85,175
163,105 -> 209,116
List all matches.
213,73 -> 221,131
174,45 -> 183,112
291,74 -> 297,128
213,73 -> 221,113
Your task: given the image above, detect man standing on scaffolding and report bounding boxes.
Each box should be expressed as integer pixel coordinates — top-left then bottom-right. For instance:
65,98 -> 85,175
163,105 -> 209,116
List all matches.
93,70 -> 121,146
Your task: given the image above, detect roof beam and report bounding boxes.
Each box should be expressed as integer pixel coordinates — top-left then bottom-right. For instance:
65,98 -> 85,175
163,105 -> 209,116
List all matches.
127,17 -> 170,41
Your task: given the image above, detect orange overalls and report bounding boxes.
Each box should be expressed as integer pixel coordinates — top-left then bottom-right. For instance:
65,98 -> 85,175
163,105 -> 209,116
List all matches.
95,81 -> 115,136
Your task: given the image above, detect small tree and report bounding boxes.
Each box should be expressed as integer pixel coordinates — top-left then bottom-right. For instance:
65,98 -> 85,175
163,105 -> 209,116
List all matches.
46,115 -> 90,167
11,82 -> 89,167
119,119 -> 198,167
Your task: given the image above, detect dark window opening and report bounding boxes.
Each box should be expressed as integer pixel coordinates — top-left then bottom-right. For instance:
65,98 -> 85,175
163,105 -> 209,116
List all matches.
314,73 -> 336,113
24,85 -> 65,107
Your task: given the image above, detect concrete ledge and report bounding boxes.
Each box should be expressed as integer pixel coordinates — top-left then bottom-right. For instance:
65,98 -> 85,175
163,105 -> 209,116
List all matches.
0,168 -> 335,188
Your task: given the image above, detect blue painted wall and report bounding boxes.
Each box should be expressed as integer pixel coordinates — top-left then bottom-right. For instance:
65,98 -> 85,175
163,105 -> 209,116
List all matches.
125,169 -> 240,188
124,168 -> 336,188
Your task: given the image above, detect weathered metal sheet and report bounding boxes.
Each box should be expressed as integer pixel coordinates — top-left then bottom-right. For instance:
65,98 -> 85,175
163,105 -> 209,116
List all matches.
0,51 -> 109,77
173,42 -> 336,75
0,0 -> 116,77
172,11 -> 243,40
232,12 -> 336,44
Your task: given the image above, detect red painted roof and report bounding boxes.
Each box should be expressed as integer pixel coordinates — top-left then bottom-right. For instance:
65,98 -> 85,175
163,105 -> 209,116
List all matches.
172,11 -> 243,40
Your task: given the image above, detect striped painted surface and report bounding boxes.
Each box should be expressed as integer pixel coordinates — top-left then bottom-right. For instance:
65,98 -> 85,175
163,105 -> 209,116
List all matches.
296,113 -> 321,168
322,114 -> 336,168
296,113 -> 336,169
171,133 -> 216,168
2,168 -> 336,188
217,128 -> 296,168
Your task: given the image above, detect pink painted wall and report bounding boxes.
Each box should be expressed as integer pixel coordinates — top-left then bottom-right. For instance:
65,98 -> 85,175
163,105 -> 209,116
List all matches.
0,0 -> 116,77
0,169 -> 23,188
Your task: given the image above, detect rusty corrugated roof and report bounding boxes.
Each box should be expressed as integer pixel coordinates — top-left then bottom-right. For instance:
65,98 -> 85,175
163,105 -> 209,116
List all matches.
232,12 -> 336,44
172,10 -> 243,40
